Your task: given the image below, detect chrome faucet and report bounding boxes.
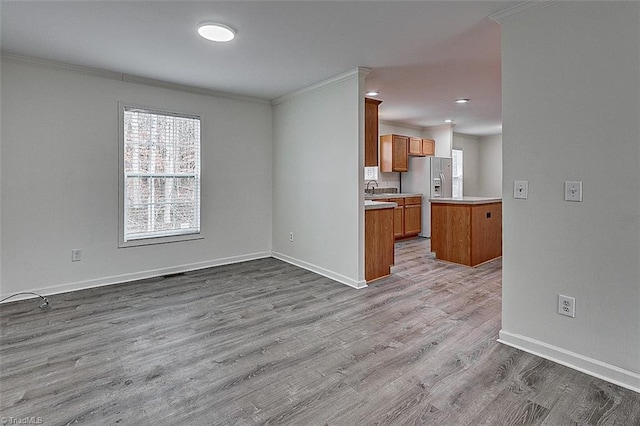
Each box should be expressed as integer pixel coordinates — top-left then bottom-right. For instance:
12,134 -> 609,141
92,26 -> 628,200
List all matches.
366,180 -> 379,194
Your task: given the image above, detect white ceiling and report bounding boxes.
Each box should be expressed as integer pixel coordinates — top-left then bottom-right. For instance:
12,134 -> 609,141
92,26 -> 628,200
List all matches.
0,1 -> 519,136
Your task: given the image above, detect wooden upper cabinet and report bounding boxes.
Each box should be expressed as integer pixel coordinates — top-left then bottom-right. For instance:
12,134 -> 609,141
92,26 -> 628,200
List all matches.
364,98 -> 382,167
380,134 -> 408,172
408,137 -> 423,156
422,139 -> 435,156
409,137 -> 436,157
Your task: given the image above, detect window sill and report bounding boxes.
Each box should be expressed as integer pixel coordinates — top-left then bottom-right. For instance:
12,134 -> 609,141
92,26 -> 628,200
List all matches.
119,233 -> 204,248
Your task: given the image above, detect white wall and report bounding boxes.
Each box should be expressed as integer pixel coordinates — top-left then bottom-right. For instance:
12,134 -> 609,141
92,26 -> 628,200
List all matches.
452,133 -> 480,196
499,2 -> 640,391
272,70 -> 365,287
478,134 -> 502,197
0,58 -> 273,297
423,123 -> 454,157
452,133 -> 502,198
0,58 -> 3,289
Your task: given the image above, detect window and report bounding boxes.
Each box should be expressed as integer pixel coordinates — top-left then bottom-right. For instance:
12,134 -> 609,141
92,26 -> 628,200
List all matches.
119,104 -> 201,246
452,148 -> 463,198
364,166 -> 379,181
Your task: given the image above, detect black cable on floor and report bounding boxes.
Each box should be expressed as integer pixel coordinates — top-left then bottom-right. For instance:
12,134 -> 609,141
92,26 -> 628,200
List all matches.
0,292 -> 50,309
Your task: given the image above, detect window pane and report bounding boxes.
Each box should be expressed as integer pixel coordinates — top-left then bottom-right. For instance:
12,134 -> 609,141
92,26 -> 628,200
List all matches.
452,149 -> 463,198
123,106 -> 200,242
126,177 -> 151,204
177,177 -> 197,200
171,203 -> 198,229
364,166 -> 379,181
126,205 -> 151,234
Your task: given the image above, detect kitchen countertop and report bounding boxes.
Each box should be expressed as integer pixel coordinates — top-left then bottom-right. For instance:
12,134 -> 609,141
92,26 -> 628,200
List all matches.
429,196 -> 502,205
365,192 -> 422,200
365,200 -> 398,210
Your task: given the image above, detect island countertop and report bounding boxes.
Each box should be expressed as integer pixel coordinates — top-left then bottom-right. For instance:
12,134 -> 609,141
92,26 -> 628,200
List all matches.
429,196 -> 502,205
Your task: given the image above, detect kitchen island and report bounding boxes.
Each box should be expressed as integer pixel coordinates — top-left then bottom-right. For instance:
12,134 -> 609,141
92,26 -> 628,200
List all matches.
430,197 -> 502,267
365,200 -> 397,282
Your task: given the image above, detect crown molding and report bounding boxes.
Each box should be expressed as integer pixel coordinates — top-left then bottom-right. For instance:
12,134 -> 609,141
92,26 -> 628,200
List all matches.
272,67 -> 371,106
0,51 -> 271,104
489,1 -> 558,24
1,51 -> 122,79
379,119 -> 426,132
379,120 -> 457,133
452,131 -> 480,140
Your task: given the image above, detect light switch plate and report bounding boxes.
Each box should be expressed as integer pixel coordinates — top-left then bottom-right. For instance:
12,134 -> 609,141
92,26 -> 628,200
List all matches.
71,249 -> 82,262
514,180 -> 528,199
565,181 -> 583,202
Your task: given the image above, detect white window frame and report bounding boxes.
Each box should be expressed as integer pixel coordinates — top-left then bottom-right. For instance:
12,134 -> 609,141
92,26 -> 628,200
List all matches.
118,102 -> 203,247
452,148 -> 463,198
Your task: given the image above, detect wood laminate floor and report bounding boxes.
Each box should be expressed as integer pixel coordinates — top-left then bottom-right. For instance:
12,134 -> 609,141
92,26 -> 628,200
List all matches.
1,238 -> 639,425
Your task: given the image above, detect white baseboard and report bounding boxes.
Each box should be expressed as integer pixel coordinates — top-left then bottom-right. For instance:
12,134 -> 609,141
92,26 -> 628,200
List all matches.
498,330 -> 640,394
0,251 -> 272,302
272,251 -> 367,289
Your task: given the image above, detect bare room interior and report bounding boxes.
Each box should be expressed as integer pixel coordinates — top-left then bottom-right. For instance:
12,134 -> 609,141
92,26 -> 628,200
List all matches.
1,1 -> 639,424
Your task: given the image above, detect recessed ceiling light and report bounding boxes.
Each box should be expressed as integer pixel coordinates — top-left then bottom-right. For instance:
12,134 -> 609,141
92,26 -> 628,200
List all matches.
445,119 -> 454,123
198,23 -> 236,42
365,91 -> 379,96
454,98 -> 469,104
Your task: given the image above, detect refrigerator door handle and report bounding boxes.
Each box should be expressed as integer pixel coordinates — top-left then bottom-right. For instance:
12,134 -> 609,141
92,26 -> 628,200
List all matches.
440,172 -> 446,197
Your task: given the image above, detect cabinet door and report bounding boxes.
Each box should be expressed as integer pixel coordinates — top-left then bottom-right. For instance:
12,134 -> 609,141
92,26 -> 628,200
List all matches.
379,135 -> 393,172
404,204 -> 422,236
392,135 -> 409,172
365,207 -> 394,281
365,98 -> 382,167
393,206 -> 404,238
408,137 -> 424,156
422,139 -> 435,156
380,134 -> 409,172
386,198 -> 405,238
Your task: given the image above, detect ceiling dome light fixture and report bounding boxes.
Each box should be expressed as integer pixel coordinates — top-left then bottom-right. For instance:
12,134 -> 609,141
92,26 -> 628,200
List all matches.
454,98 -> 469,104
445,119 -> 454,123
365,90 -> 380,96
198,23 -> 236,42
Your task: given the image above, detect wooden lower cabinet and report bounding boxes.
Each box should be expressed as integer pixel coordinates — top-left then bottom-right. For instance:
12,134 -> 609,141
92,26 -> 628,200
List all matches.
380,196 -> 421,239
393,205 -> 404,238
431,201 -> 502,266
365,207 -> 395,282
384,197 -> 405,239
404,203 -> 421,236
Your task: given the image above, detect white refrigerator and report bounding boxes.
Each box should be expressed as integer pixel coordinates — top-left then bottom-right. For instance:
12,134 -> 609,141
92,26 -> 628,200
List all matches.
401,156 -> 452,237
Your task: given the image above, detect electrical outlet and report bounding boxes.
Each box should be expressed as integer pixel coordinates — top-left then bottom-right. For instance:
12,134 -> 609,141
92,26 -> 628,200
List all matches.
289,232 -> 294,242
71,249 -> 82,262
558,294 -> 575,318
